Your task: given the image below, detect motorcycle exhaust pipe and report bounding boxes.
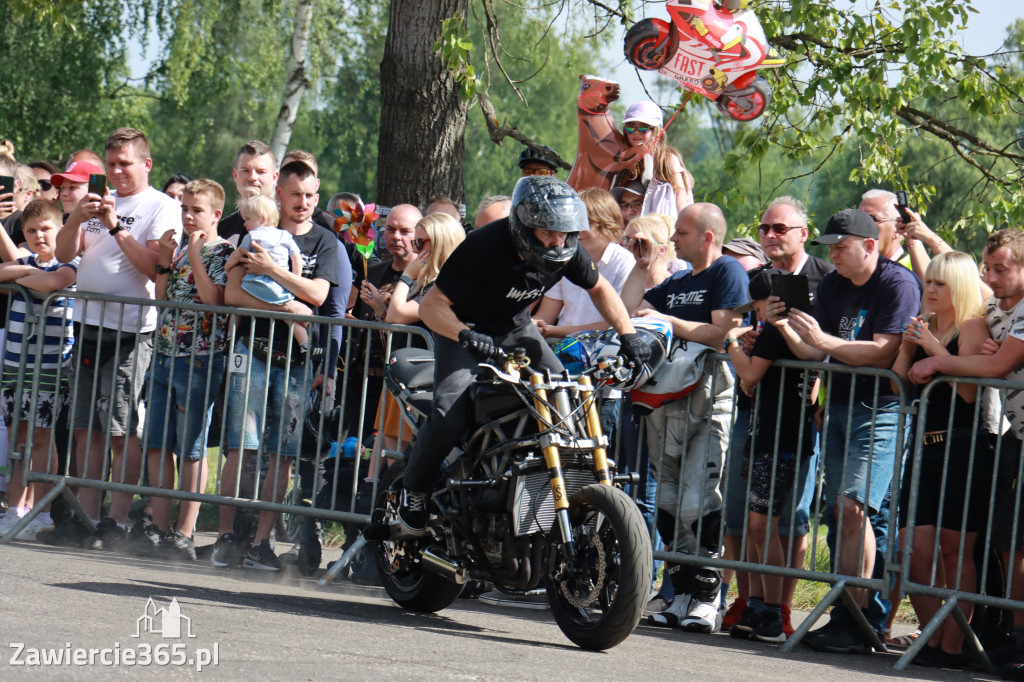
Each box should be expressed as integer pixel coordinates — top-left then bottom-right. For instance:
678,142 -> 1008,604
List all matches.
421,545 -> 467,585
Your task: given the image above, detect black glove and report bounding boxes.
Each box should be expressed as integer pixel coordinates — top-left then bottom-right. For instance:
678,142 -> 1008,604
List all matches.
617,332 -> 651,366
459,329 -> 497,360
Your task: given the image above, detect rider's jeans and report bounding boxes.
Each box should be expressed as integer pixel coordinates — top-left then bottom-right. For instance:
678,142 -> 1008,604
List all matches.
402,324 -> 562,494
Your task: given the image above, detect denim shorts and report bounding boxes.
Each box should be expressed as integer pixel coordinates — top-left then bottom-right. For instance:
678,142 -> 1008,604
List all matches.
225,343 -> 310,458
823,400 -> 902,513
144,353 -> 226,460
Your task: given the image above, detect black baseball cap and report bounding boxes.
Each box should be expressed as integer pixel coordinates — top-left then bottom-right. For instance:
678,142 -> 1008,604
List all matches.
811,208 -> 879,245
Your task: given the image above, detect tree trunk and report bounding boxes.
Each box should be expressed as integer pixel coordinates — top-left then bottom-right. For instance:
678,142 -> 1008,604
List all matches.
270,0 -> 315,165
377,0 -> 468,207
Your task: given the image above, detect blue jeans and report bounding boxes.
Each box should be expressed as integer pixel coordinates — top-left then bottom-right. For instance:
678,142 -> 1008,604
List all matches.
823,400 -> 901,513
144,353 -> 226,460
226,344 -> 310,458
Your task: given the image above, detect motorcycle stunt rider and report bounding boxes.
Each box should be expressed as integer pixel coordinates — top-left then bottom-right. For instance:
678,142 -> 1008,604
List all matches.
395,176 -> 651,535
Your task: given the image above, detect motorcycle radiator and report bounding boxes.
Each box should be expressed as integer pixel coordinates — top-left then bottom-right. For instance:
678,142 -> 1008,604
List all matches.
512,467 -> 596,536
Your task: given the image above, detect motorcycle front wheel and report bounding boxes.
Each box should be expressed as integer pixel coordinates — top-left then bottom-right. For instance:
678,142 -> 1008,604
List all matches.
547,484 -> 653,651
623,18 -> 678,71
371,462 -> 465,612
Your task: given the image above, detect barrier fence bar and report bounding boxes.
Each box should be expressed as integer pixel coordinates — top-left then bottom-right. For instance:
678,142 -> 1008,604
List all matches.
4,287 -> 1024,671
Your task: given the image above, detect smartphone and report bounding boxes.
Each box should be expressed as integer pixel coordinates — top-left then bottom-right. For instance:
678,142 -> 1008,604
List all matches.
88,173 -> 107,198
895,190 -> 911,223
0,175 -> 13,197
772,273 -> 811,315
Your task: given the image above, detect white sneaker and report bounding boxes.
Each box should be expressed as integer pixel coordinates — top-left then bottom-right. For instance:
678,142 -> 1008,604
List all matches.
681,600 -> 720,634
647,593 -> 692,628
16,516 -> 54,541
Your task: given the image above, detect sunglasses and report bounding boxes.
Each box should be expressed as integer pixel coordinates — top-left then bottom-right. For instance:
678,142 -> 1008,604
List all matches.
521,168 -> 556,177
623,125 -> 654,135
38,179 -> 52,191
412,237 -> 430,251
757,223 -> 800,236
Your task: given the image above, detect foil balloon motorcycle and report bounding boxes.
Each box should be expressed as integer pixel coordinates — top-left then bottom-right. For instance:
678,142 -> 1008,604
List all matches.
369,322 -> 680,650
624,0 -> 785,122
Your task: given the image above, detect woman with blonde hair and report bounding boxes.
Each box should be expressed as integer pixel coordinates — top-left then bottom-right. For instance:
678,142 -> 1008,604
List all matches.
373,213 -> 466,458
892,250 -> 992,668
621,214 -> 679,290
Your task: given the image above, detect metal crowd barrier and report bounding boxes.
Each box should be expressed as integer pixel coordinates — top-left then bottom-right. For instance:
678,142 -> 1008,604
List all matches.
622,352 -> 910,654
0,288 -> 431,559
3,288 -> 1023,672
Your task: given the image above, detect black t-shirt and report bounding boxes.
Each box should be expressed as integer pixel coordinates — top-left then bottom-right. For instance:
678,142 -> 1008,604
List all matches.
434,219 -> 599,336
247,224 -> 340,352
218,210 -> 246,246
813,257 -> 921,403
798,254 -> 834,304
750,323 -> 817,454
220,206 -> 334,247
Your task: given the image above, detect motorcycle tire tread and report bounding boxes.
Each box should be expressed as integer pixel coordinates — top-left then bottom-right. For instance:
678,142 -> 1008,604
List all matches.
547,483 -> 653,651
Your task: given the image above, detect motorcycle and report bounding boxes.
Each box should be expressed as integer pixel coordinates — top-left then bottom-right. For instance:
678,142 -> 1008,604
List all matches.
623,0 -> 785,122
371,343 -> 654,650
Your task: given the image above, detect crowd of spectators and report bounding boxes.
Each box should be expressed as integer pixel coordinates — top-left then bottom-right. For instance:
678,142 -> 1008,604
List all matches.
0,108 -> 1022,676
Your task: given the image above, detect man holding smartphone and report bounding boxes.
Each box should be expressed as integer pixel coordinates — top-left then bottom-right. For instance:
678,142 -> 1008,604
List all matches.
55,127 -> 181,550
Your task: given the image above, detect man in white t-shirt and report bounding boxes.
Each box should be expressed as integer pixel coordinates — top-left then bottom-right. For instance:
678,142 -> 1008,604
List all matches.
56,127 -> 181,548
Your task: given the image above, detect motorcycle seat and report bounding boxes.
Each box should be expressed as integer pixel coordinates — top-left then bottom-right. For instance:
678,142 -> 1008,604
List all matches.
388,348 -> 435,390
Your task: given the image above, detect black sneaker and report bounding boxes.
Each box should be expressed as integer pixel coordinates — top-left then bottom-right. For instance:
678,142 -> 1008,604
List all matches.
912,645 -> 964,669
394,489 -> 428,537
160,528 -> 197,561
729,606 -> 761,640
751,615 -> 787,644
807,619 -> 871,654
89,517 -> 127,551
127,522 -> 163,557
37,518 -> 91,547
243,540 -> 281,571
802,614 -> 845,647
211,533 -> 240,567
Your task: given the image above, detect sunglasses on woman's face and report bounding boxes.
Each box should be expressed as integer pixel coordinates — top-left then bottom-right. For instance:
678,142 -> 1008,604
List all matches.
37,179 -> 52,191
624,125 -> 653,135
412,237 -> 430,251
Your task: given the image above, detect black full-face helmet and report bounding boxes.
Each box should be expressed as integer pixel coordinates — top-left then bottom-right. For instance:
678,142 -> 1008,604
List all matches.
508,176 -> 588,275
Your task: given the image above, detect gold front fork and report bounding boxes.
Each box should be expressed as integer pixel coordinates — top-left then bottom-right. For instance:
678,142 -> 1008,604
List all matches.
577,375 -> 611,485
529,373 -> 575,549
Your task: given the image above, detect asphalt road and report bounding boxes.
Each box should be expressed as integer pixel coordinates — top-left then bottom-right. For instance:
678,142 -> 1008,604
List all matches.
0,534 -> 997,681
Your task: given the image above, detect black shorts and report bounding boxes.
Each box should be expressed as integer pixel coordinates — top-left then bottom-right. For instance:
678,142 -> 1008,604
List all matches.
745,449 -> 798,517
898,431 -> 994,532
992,433 -> 1024,550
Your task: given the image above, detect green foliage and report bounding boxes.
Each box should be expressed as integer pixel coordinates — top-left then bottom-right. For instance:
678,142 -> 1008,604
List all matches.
435,16 -> 481,101
0,0 -> 149,165
460,2 -> 606,212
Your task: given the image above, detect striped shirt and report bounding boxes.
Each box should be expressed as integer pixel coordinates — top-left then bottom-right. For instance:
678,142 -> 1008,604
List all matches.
3,255 -> 79,369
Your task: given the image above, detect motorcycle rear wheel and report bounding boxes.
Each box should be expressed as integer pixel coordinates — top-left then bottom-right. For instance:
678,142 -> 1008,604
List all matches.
716,75 -> 772,122
371,463 -> 464,612
623,18 -> 678,71
547,484 -> 653,651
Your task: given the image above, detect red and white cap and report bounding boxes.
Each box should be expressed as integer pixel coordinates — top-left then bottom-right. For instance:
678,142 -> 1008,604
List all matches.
50,161 -> 105,188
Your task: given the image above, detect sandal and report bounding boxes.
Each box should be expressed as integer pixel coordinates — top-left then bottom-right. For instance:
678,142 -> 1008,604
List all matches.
885,629 -> 921,647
